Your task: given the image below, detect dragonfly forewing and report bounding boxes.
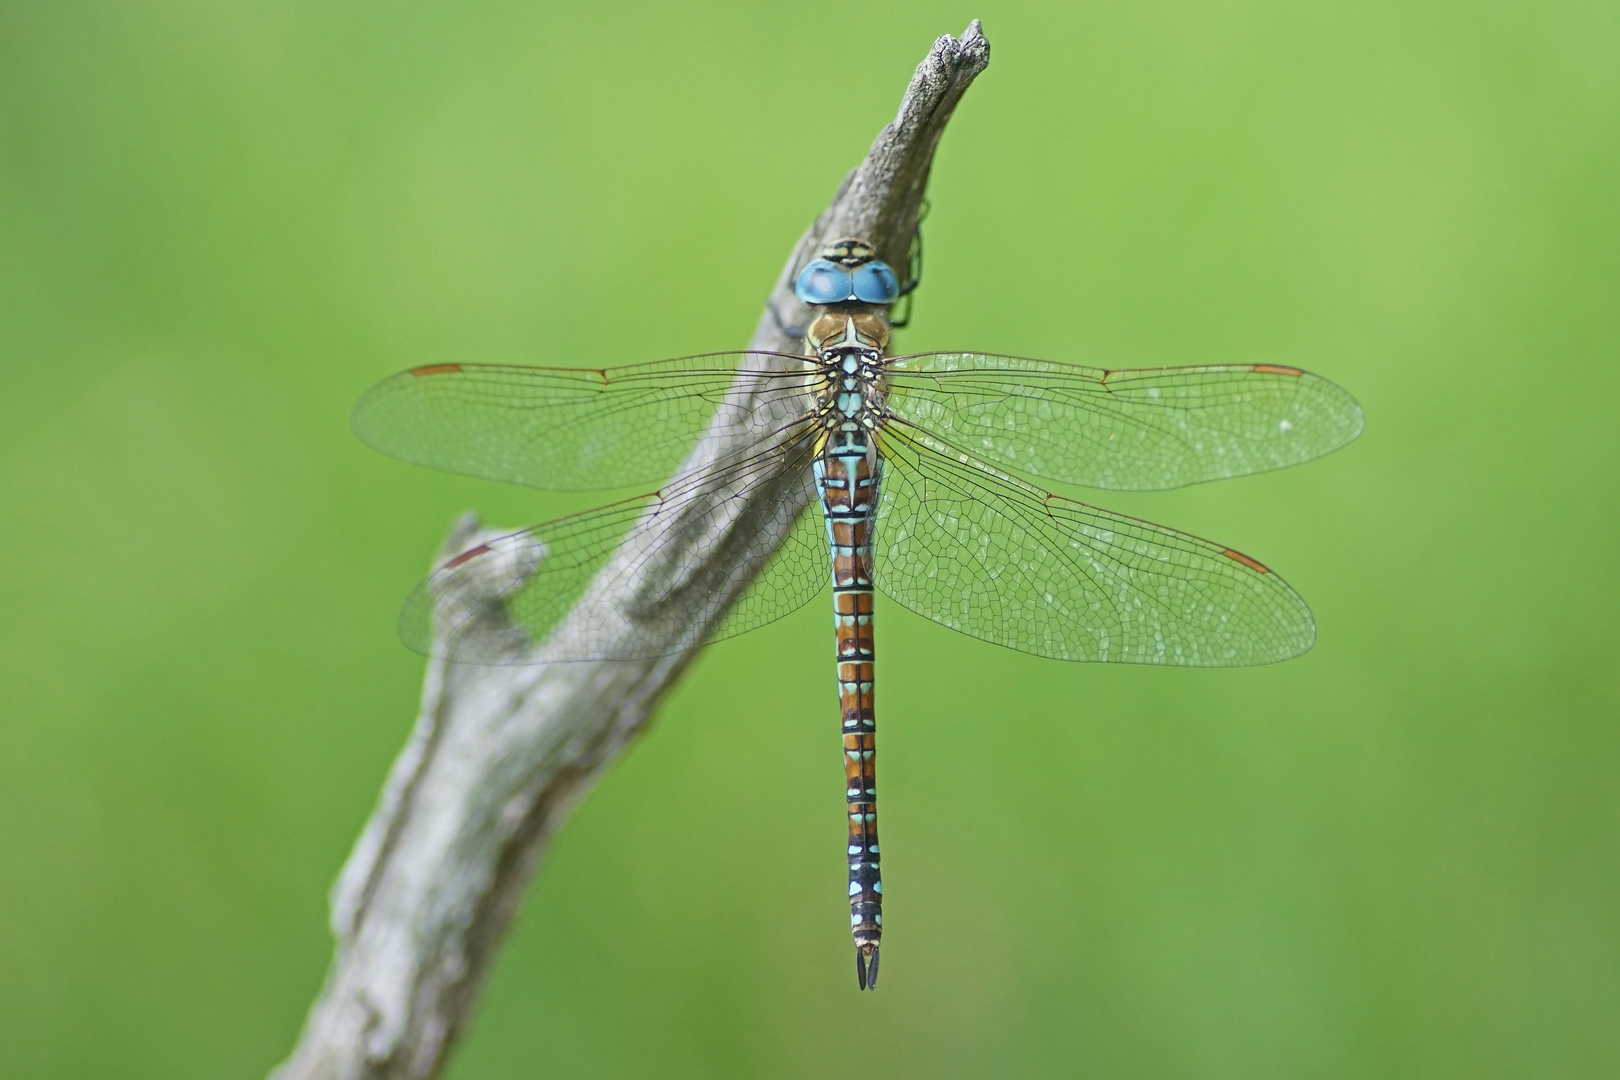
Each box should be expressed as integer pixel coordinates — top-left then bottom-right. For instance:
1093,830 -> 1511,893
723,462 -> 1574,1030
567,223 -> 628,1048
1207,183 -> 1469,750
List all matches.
884,354 -> 1363,491
353,352 -> 820,491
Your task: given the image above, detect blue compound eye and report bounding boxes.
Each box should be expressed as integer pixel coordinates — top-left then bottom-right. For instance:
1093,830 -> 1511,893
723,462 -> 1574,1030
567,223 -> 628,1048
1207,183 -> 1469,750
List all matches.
795,260 -> 854,305
852,261 -> 900,303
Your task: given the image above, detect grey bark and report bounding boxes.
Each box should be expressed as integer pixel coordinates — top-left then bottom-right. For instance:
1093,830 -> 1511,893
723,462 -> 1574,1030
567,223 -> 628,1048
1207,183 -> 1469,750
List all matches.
271,22 -> 988,1080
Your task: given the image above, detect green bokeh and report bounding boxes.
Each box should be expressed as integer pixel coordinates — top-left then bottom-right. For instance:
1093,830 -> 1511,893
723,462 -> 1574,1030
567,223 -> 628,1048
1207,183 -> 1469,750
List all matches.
3,2 -> 1616,1077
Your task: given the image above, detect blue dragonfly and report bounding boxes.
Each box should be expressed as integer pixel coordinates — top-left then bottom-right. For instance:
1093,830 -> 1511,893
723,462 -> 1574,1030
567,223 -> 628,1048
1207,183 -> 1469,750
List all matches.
354,237 -> 1363,989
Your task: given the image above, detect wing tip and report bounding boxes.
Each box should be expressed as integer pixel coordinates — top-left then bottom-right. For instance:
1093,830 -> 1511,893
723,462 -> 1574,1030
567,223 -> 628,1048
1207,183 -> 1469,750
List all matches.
1220,548 -> 1270,574
442,543 -> 492,571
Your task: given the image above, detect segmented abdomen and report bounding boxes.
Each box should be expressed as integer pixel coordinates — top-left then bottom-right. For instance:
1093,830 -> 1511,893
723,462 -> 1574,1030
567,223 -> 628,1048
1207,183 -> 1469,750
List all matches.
815,427 -> 882,988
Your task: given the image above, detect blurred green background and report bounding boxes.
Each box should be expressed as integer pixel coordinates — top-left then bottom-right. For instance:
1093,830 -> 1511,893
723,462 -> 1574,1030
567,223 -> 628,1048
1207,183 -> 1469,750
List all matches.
3,2 -> 1617,1077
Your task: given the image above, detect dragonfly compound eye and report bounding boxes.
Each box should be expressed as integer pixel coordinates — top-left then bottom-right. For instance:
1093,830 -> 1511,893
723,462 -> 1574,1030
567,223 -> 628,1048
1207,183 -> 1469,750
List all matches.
796,259 -> 855,305
852,261 -> 900,304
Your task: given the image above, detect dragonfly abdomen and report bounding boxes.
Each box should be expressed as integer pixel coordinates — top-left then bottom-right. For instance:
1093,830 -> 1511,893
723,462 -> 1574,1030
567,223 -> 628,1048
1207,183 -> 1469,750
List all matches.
816,428 -> 883,990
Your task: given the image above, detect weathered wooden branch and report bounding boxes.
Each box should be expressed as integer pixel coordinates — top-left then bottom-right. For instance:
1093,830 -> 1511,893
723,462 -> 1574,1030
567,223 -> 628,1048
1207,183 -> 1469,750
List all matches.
271,22 -> 989,1080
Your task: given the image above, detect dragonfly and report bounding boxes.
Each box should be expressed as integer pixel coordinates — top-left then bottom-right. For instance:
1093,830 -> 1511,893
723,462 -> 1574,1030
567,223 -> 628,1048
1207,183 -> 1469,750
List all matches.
353,237 -> 1363,991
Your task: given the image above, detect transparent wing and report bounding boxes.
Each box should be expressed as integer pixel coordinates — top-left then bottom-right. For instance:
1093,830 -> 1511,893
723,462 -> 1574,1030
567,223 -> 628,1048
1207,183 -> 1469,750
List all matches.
884,353 -> 1363,491
870,427 -> 1315,665
710,497 -> 828,645
354,352 -> 817,491
400,425 -> 826,663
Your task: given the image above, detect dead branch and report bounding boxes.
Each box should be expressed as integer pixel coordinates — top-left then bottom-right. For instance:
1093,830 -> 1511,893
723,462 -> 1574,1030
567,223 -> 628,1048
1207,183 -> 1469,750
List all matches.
271,22 -> 989,1079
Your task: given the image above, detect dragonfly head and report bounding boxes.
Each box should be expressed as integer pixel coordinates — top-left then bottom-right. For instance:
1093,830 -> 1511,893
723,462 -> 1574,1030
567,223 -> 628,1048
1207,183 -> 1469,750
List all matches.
794,237 -> 901,308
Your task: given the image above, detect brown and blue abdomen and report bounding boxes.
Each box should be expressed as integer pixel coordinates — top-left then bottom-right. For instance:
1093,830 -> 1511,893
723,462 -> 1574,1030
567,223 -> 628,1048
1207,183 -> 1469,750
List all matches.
815,427 -> 882,988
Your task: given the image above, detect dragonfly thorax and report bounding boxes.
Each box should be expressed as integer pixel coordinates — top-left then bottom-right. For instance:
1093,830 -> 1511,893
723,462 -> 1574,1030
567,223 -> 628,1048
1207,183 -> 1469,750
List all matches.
808,313 -> 889,432
807,310 -> 890,353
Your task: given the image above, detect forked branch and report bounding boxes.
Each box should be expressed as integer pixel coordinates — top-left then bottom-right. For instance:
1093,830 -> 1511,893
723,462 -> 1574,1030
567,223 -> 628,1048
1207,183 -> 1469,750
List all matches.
271,22 -> 989,1080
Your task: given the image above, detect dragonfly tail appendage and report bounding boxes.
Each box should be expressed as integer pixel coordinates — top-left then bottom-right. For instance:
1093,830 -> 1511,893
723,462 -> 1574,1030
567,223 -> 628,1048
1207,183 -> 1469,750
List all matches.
856,944 -> 881,991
